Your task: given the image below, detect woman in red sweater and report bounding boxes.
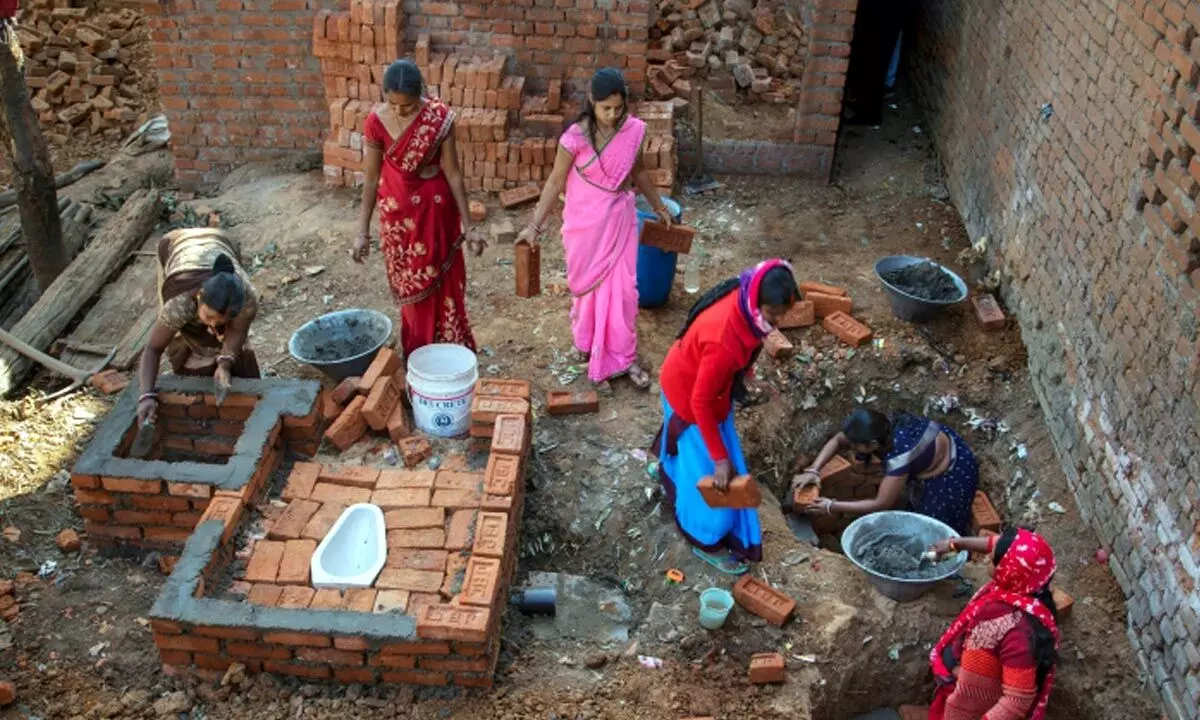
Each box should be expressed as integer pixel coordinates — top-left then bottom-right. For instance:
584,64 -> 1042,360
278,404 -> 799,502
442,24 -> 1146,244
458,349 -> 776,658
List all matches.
925,527 -> 1060,720
652,259 -> 799,574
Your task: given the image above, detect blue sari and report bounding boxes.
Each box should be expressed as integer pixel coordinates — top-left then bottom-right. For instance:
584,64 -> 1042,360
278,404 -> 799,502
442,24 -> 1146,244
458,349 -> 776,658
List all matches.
881,416 -> 978,534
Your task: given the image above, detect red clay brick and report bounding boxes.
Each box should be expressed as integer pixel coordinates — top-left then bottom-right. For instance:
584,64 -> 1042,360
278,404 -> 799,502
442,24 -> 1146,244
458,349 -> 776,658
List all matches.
374,589 -> 411,613
131,495 -> 191,512
228,643 -> 293,660
764,329 -> 795,359
484,454 -> 521,497
377,469 -> 436,489
75,489 -> 115,506
278,586 -> 316,609
491,414 -> 526,456
193,625 -> 259,640
310,588 -> 347,610
807,291 -> 853,318
70,473 -> 99,490
372,488 -> 432,508
698,475 -> 762,508
799,280 -> 847,297
158,650 -> 192,666
194,494 -> 242,546
296,647 -> 364,666
445,509 -> 478,551
151,619 -> 184,635
371,653 -> 417,669
820,455 -> 853,484
263,661 -> 332,679
277,539 -> 317,585
102,477 -> 163,494
269,500 -> 321,541
245,541 -> 286,583
154,634 -> 220,653
640,220 -> 695,253
499,184 -> 539,208
460,556 -> 502,606
302,502 -> 346,541
325,395 -> 368,451
377,568 -> 445,593
281,462 -> 321,501
83,522 -> 141,541
79,506 -> 109,522
399,436 -> 433,467
345,588 -> 377,613
194,654 -> 235,671
310,483 -> 372,505
469,396 -> 530,424
515,241 -> 541,298
475,378 -> 531,400
417,604 -> 490,643
792,484 -> 820,508
1051,586 -> 1074,617
970,491 -> 1002,533
970,294 -> 1006,331
331,376 -> 362,405
333,636 -> 372,652
167,481 -> 212,499
431,488 -> 482,509
385,507 -> 445,530
334,667 -> 377,683
777,300 -> 816,329
822,311 -> 873,347
748,652 -> 786,684
144,527 -> 193,542
472,512 -> 509,557
262,631 -> 332,647
247,584 -> 283,607
358,347 -> 401,394
733,575 -> 796,626
386,549 -> 449,571
363,376 -> 402,431
434,471 -> 484,492
386,403 -> 412,443
545,390 -> 600,415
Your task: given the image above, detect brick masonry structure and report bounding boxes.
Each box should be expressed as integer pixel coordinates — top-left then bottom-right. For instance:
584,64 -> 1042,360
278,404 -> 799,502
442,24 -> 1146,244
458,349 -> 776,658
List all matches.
912,2 -> 1200,718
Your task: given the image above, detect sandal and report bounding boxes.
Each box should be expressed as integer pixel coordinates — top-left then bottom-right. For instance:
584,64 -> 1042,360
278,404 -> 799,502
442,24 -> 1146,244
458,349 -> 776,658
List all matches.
625,362 -> 652,390
693,547 -> 750,576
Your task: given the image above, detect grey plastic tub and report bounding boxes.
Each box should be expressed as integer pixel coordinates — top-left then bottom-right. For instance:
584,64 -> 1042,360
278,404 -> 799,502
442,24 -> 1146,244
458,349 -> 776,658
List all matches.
874,255 -> 968,322
842,511 -> 967,603
288,309 -> 393,382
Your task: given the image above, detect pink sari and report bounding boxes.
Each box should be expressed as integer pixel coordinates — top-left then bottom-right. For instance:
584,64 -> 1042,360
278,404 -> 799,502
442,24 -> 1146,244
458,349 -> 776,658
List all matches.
559,117 -> 646,382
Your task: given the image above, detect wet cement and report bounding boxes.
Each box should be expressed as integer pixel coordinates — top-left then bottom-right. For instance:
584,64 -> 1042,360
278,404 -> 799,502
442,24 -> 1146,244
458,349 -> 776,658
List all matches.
880,261 -> 960,301
853,532 -> 958,580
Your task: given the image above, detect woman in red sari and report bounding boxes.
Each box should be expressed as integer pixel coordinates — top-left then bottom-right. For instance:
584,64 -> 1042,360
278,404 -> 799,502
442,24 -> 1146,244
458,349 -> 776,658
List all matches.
355,59 -> 484,355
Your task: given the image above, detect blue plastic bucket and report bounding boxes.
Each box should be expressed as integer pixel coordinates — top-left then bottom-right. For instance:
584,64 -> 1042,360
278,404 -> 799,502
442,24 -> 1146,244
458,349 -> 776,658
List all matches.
636,196 -> 683,309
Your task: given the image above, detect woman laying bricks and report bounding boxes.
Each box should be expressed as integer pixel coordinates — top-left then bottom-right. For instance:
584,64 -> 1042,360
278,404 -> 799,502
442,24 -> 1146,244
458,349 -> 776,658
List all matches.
652,260 -> 800,575
924,527 -> 1060,720
354,59 -> 485,356
796,408 -> 978,534
137,228 -> 259,426
516,67 -> 673,390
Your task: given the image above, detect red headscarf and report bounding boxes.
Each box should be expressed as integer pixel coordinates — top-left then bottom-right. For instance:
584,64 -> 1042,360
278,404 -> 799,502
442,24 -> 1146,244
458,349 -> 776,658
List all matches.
930,528 -> 1060,720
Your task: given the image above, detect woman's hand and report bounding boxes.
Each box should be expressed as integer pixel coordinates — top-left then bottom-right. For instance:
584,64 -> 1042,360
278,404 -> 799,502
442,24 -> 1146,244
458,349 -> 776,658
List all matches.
352,233 -> 371,263
465,227 -> 488,256
515,225 -> 540,247
136,397 -> 158,426
928,538 -> 954,556
789,470 -> 821,494
654,205 -> 673,227
214,363 -> 232,397
801,496 -> 834,516
712,459 -> 733,492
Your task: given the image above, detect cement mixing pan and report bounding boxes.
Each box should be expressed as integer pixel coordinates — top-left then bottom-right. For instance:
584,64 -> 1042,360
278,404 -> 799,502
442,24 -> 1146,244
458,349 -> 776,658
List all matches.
289,309 -> 393,382
842,511 -> 967,603
874,255 -> 967,322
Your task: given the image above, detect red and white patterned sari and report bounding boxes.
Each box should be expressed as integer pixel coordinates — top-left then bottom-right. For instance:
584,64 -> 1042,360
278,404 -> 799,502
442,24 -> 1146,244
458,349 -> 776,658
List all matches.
365,99 -> 475,355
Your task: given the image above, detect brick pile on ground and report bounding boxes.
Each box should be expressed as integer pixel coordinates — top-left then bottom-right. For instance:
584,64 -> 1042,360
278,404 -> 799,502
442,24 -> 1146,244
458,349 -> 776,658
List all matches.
14,1 -> 151,145
762,279 -> 872,362
648,0 -> 808,104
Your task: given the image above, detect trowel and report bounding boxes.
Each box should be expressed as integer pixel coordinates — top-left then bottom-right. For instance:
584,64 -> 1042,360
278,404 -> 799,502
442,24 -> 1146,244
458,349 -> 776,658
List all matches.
214,382 -> 229,407
130,420 -> 156,458
786,514 -> 820,547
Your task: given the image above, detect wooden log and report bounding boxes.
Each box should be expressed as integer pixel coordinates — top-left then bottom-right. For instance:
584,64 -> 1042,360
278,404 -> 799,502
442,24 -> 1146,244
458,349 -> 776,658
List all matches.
0,160 -> 105,210
0,200 -> 90,331
0,189 -> 161,395
113,306 -> 157,370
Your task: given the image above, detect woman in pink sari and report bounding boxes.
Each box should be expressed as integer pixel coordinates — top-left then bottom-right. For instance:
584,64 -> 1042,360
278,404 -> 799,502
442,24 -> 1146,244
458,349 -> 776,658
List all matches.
518,68 -> 673,389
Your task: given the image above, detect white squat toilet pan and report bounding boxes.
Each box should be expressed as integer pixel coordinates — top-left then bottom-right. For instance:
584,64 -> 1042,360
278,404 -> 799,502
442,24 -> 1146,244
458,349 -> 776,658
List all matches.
310,503 -> 387,589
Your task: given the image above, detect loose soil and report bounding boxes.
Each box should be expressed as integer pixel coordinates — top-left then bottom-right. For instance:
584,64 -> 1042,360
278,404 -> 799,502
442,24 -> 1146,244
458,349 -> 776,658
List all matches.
879,260 -> 961,302
0,96 -> 1163,720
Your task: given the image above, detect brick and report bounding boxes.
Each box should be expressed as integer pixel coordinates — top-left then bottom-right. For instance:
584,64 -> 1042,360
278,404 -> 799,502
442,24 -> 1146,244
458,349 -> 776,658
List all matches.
244,540 -> 286,583
377,469 -> 436,489
310,483 -> 372,505
515,240 -> 541,298
358,348 -> 401,394
334,667 -> 377,683
377,568 -> 445,593
262,631 -> 332,647
460,556 -> 501,606
331,376 -> 361,405
1051,586 -> 1074,617
820,455 -> 853,483
78,507 -> 109,522
468,200 -> 487,222
363,376 -> 402,431
302,502 -> 346,541
799,280 -> 847,297
247,584 -> 283,607
281,462 -> 321,501
309,588 -> 346,610
776,300 -> 815,329
545,390 -> 600,415
748,652 -> 785,684
278,586 -> 316,609
325,395 -> 368,451
445,509 -> 478,551
192,625 -> 258,640
822,311 -> 873,347
167,482 -> 212,499
431,487 -> 482,509
792,484 -> 819,508
491,414 -> 526,456
417,604 -> 491,642
470,396 -> 530,424
806,291 -> 852,318
268,499 -> 321,540
102,477 -> 162,494
228,642 -> 293,661
434,471 -> 484,491
263,662 -> 332,679
388,528 -> 446,549
55,529 -> 81,553
319,464 -> 381,489
970,294 -> 1006,331
484,454 -> 521,496
698,475 -> 762,508
371,653 -> 417,669
385,507 -> 445,530
70,473 -> 100,490
386,549 -> 449,572
198,495 -> 244,545
131,495 -> 191,512
374,589 -> 411,613
372,488 -> 432,509
154,634 -> 219,653
158,649 -> 192,666
640,221 -> 695,254
472,512 -> 509,557
277,539 -> 317,585
151,619 -> 184,635
764,329 -> 795,359
499,184 -> 540,208
83,522 -> 141,541
733,575 -> 796,626
297,647 -> 364,666
970,491 -> 1002,533
476,379 -> 531,400
386,404 -> 411,444
399,436 -> 433,467
74,488 -> 115,506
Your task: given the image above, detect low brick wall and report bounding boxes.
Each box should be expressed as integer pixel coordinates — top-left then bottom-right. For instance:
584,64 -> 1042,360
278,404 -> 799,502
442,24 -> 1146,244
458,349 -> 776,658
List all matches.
71,378 -> 324,549
677,136 -> 835,177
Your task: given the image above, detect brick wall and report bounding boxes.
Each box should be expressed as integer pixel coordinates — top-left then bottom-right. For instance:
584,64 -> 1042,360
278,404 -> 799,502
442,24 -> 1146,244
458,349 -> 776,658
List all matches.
911,2 -> 1200,718
135,0 -> 329,188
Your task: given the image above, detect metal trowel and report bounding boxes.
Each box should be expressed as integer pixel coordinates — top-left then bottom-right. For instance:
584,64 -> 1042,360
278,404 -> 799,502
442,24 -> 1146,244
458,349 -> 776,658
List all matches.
214,383 -> 229,406
130,420 -> 156,458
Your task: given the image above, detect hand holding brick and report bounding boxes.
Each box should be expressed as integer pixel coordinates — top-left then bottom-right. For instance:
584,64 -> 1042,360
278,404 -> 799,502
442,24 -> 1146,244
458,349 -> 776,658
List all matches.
698,474 -> 762,508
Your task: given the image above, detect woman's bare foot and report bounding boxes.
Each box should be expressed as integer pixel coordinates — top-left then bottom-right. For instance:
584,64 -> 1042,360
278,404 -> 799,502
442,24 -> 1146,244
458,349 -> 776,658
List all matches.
625,363 -> 652,390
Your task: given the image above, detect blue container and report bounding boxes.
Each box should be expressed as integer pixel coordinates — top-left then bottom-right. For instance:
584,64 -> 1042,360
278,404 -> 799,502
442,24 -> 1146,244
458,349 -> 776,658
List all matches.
636,196 -> 683,309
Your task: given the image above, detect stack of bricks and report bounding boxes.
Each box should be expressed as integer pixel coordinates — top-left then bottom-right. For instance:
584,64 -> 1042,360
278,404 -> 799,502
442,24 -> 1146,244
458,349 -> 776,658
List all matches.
151,388 -> 533,688
313,0 -> 406,187
799,279 -> 873,348
469,379 -> 532,453
322,348 -> 413,452
634,101 -> 679,196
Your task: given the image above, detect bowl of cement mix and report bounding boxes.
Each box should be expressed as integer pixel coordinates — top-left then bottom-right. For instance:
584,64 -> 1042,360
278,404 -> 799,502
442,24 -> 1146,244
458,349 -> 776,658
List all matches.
842,511 -> 967,603
289,309 -> 393,382
874,255 -> 968,322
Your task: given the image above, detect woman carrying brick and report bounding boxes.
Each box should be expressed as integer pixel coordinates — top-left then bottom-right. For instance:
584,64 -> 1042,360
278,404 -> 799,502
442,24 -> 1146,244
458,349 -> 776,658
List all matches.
796,408 -> 978,534
354,59 -> 485,356
652,260 -> 800,575
923,527 -> 1060,720
136,228 -> 260,426
516,68 -> 673,390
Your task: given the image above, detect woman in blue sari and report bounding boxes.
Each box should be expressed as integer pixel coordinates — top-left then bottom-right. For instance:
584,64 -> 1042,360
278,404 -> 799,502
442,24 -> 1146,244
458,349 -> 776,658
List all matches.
796,408 -> 978,533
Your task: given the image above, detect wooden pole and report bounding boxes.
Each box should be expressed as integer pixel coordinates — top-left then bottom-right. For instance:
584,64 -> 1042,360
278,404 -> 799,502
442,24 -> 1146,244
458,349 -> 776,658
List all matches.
0,20 -> 66,293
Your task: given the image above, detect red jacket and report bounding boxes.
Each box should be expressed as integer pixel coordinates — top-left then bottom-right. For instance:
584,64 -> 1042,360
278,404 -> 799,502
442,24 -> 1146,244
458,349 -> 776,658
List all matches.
660,292 -> 760,462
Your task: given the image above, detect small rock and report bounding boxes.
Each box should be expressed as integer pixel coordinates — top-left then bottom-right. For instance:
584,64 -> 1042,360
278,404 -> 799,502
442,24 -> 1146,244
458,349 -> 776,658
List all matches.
56,529 -> 81,553
222,662 -> 248,689
584,653 -> 608,669
2,527 -> 19,543
0,680 -> 14,706
986,356 -> 1009,372
152,690 -> 192,716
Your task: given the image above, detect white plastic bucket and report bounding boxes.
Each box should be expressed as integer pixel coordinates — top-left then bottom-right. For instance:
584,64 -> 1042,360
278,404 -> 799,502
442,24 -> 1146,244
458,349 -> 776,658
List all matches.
406,343 -> 479,438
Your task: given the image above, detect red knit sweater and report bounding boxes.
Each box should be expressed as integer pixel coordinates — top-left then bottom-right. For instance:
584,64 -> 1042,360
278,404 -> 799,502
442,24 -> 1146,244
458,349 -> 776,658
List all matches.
660,292 -> 761,462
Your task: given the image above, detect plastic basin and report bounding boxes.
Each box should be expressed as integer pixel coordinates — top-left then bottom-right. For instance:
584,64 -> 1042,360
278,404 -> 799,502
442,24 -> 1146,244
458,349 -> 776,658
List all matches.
874,255 -> 968,322
698,587 -> 734,630
636,196 -> 683,309
288,309 -> 393,382
842,511 -> 967,603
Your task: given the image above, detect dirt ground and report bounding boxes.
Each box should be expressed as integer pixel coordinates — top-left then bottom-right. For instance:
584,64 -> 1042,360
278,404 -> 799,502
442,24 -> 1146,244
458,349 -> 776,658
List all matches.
0,97 -> 1165,719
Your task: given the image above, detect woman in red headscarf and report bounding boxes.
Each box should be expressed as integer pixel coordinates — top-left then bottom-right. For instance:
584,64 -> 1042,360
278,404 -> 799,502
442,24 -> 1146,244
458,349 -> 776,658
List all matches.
925,527 -> 1061,720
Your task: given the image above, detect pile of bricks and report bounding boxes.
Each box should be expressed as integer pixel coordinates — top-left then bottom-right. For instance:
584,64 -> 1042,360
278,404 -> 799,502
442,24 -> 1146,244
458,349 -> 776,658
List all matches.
648,0 -> 808,104
764,279 -> 872,360
469,379 -> 531,453
150,383 -> 533,689
70,378 -> 325,549
321,347 -> 420,456
635,101 -> 680,195
15,2 -> 151,144
0,577 -> 19,625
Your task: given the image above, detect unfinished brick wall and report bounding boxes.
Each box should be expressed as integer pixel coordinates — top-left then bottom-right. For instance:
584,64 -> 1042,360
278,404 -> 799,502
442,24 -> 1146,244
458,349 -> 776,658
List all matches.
911,2 -> 1200,718
134,0 -> 329,188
